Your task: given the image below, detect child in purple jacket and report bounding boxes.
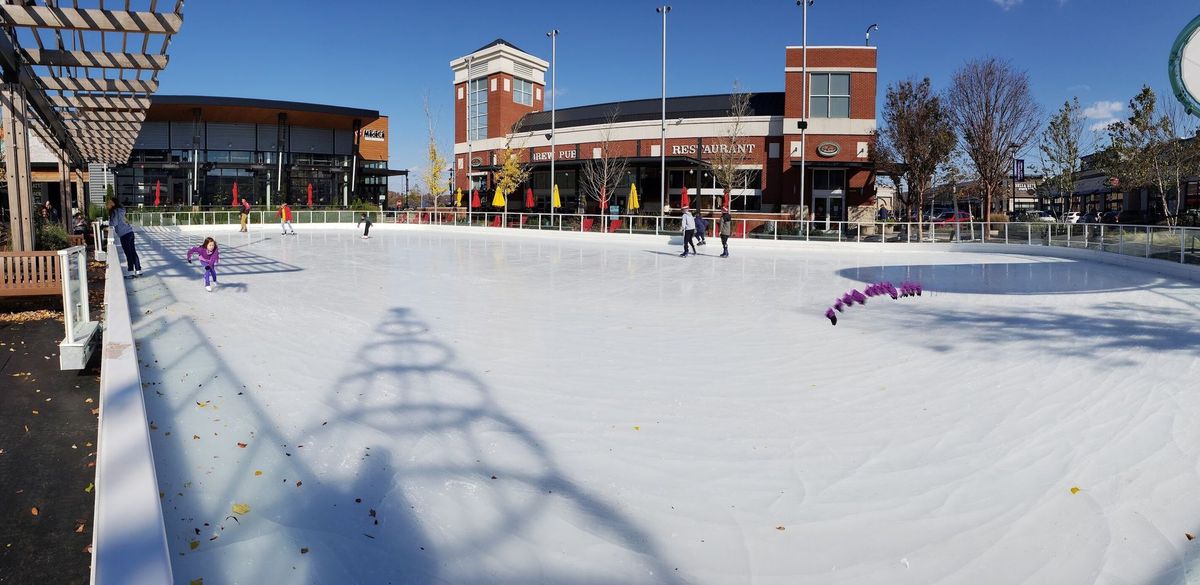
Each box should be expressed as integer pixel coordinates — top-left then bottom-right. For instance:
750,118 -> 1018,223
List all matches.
187,237 -> 221,292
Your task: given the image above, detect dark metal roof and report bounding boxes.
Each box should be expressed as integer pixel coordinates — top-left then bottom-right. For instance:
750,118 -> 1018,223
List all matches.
519,92 -> 785,132
150,95 -> 379,119
473,38 -> 526,54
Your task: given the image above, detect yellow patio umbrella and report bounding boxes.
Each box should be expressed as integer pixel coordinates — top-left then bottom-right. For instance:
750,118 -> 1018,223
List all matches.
551,184 -> 562,209
454,187 -> 463,207
628,184 -> 640,211
492,188 -> 506,207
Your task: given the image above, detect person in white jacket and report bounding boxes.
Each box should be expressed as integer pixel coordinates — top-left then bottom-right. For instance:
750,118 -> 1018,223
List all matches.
680,209 -> 697,257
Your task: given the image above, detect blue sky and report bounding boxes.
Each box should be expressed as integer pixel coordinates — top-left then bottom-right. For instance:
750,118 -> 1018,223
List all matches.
159,0 -> 1199,190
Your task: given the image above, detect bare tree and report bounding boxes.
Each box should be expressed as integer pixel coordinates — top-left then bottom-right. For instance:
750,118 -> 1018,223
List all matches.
421,94 -> 448,208
877,77 -> 956,237
1037,98 -> 1085,214
710,86 -> 754,210
579,108 -> 629,220
948,58 -> 1041,227
868,132 -> 909,215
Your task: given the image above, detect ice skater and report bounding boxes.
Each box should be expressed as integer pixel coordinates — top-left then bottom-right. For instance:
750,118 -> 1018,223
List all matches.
719,206 -> 732,257
186,236 -> 221,292
107,198 -> 142,277
277,202 -> 296,235
239,197 -> 252,232
357,213 -> 373,239
695,212 -> 708,246
680,208 -> 697,257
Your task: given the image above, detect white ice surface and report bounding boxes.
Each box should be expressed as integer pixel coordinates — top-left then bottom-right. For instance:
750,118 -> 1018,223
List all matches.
124,225 -> 1200,585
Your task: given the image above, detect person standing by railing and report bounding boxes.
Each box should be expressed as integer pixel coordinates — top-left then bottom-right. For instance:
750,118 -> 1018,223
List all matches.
239,198 -> 252,233
719,206 -> 732,258
107,198 -> 142,278
277,202 -> 296,236
680,208 -> 697,257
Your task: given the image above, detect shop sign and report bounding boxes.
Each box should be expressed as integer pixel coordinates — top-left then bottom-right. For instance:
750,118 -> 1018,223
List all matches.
671,143 -> 756,156
470,156 -> 483,168
363,129 -> 386,141
816,142 -> 841,157
532,149 -> 578,162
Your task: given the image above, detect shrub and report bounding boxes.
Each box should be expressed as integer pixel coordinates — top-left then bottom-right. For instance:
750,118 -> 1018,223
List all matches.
36,222 -> 71,251
348,199 -> 378,212
988,213 -> 1009,223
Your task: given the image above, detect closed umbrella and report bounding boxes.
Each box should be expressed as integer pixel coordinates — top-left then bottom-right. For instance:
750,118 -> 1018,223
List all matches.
492,188 -> 506,207
307,183 -> 313,207
154,180 -> 161,206
232,181 -> 239,206
680,185 -> 690,210
455,187 -> 463,207
471,189 -> 481,208
628,184 -> 640,211
551,184 -> 561,209
723,189 -> 731,210
525,186 -> 535,209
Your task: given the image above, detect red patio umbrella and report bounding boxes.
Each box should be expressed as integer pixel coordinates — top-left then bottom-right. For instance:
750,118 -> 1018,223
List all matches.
154,180 -> 161,206
470,189 -> 481,208
722,189 -> 731,210
306,182 -> 313,207
680,186 -> 690,210
232,181 -> 239,206
525,187 -> 535,209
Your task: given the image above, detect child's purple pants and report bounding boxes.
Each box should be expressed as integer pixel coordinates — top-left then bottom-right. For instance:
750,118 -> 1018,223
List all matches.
204,265 -> 217,286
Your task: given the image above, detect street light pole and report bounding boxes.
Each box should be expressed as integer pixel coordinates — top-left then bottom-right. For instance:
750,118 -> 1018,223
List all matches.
865,23 -> 879,47
548,29 -> 558,227
657,5 -> 671,217
798,1 -> 812,224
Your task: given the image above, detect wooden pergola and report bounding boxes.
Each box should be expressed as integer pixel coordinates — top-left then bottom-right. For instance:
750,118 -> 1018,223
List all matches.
1,1 -> 184,251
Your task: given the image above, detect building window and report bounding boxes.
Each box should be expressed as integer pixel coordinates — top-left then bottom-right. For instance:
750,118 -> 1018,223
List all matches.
810,73 -> 850,118
812,169 -> 846,191
469,78 -> 488,141
513,78 -> 533,106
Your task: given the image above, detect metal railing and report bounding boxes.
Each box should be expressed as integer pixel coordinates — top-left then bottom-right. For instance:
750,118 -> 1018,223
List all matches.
126,211 -> 1200,267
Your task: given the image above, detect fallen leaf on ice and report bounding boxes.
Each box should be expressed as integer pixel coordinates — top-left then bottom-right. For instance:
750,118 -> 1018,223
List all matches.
254,470 -> 262,476
189,540 -> 199,550
775,526 -> 785,531
1188,533 -> 1196,541
300,547 -> 309,554
633,426 -> 640,431
84,483 -> 94,493
237,442 -> 247,448
231,503 -> 250,515
1070,487 -> 1081,495
74,521 -> 86,533
190,579 -> 204,585
192,435 -> 200,440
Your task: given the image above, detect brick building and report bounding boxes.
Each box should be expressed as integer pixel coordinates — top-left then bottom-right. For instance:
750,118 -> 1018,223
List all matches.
451,39 -> 879,222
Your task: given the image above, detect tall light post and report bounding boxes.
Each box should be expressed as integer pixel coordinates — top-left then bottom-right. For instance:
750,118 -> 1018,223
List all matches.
466,54 -> 475,226
547,29 -> 559,226
657,5 -> 671,217
798,1 -> 812,223
865,24 -> 879,47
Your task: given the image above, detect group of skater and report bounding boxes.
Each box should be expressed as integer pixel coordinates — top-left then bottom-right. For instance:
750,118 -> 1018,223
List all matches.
679,206 -> 733,258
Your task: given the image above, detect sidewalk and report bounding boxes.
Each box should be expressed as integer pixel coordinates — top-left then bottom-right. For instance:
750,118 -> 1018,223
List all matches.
0,313 -> 100,585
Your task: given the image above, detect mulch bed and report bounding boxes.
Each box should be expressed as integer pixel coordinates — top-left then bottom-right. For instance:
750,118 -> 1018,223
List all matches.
0,258 -> 105,584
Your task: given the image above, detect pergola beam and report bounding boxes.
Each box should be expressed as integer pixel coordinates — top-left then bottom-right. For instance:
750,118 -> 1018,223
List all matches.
0,5 -> 183,35
38,75 -> 158,94
23,48 -> 168,70
51,93 -> 150,111
64,109 -> 145,122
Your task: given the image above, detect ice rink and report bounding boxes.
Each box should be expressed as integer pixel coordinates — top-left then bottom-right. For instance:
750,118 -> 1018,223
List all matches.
123,225 -> 1200,585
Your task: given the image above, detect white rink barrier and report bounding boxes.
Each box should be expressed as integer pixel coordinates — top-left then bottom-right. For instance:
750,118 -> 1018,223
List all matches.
91,238 -> 173,585
130,210 -> 1200,268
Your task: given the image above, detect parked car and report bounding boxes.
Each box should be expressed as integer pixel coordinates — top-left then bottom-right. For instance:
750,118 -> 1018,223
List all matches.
1079,212 -> 1102,224
1062,211 -> 1081,224
933,211 -> 973,224
1020,210 -> 1057,223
